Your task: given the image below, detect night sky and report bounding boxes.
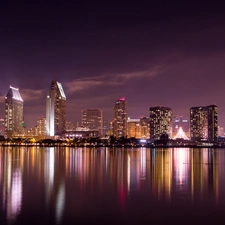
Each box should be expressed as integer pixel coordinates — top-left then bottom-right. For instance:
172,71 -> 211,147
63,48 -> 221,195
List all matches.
0,2 -> 225,129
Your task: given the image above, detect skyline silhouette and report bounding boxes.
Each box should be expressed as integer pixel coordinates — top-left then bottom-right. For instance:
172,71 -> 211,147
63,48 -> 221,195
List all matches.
0,2 -> 225,128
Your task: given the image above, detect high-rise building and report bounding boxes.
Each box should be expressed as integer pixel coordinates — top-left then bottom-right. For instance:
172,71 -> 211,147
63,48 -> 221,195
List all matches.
103,118 -> 109,136
4,86 -> 23,138
190,105 -> 218,142
0,118 -> 4,136
150,106 -> 172,141
81,109 -> 103,136
46,80 -> 66,137
113,97 -> 128,138
37,117 -> 46,137
218,126 -> 225,137
140,117 -> 150,139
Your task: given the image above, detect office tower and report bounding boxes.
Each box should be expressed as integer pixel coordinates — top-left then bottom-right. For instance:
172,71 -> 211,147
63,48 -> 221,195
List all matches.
172,115 -> 189,138
46,80 -> 66,137
127,118 -> 141,138
190,105 -> 218,142
0,118 -> 4,136
103,118 -> 109,136
4,86 -> 23,138
140,117 -> 150,139
81,109 -> 103,136
149,106 -> 172,141
113,97 -> 128,138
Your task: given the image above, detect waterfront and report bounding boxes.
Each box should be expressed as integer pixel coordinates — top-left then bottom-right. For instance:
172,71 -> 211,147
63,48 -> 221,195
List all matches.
0,147 -> 225,225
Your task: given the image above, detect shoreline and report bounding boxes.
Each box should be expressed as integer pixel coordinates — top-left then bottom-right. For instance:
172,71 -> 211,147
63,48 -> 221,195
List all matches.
1,143 -> 225,148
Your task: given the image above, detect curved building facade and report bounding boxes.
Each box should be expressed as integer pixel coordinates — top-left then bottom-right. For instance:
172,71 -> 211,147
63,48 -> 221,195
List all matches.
4,86 -> 23,138
46,80 -> 66,137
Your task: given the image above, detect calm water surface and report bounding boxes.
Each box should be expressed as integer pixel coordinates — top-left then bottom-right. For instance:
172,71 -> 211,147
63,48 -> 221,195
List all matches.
0,147 -> 225,225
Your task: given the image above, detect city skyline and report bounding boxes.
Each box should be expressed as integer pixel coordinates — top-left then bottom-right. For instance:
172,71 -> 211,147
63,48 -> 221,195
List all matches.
0,82 -> 222,130
0,2 -> 225,128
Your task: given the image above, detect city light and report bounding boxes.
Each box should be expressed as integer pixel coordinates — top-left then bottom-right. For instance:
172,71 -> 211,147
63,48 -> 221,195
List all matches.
174,127 -> 189,140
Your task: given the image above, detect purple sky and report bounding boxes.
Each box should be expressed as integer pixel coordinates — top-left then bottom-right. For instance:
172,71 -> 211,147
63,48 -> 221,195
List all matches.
0,2 -> 225,128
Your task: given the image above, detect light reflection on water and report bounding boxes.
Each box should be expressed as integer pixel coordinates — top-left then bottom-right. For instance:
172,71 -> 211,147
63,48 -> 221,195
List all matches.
0,147 -> 224,225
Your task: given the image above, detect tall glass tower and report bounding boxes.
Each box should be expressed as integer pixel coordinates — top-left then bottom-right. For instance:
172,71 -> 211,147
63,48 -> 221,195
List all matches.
113,97 -> 128,138
5,86 -> 23,138
46,80 -> 66,137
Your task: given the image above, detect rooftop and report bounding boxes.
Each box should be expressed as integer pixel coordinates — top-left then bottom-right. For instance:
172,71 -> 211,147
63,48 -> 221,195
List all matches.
6,86 -> 23,102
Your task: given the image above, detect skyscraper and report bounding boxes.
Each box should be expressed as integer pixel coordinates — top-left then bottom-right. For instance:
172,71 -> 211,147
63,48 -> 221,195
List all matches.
0,118 -> 4,136
150,106 -> 172,141
4,86 -> 23,138
190,105 -> 218,142
81,109 -> 103,136
46,80 -> 66,137
113,97 -> 128,138
140,117 -> 150,139
102,118 -> 109,136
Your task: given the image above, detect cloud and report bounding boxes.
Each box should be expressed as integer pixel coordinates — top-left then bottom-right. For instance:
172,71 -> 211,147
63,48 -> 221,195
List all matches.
20,89 -> 44,102
65,78 -> 104,93
120,66 -> 163,79
65,65 -> 164,93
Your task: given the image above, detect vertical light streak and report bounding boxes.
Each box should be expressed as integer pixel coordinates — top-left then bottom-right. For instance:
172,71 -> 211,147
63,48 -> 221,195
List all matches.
9,169 -> 22,220
174,148 -> 189,197
140,147 -> 146,180
127,154 -> 130,194
45,147 -> 55,206
56,181 -> 65,224
49,148 -> 55,187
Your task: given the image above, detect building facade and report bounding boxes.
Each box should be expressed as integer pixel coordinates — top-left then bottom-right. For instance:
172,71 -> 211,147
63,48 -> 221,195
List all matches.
127,117 -> 150,139
149,106 -> 172,141
127,118 -> 141,138
4,86 -> 24,138
46,80 -> 66,137
66,121 -> 75,131
103,118 -> 109,136
37,117 -> 46,137
218,126 -> 224,137
113,98 -> 128,138
140,117 -> 150,139
108,121 -> 114,136
0,118 -> 4,136
190,105 -> 218,142
81,109 -> 103,136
